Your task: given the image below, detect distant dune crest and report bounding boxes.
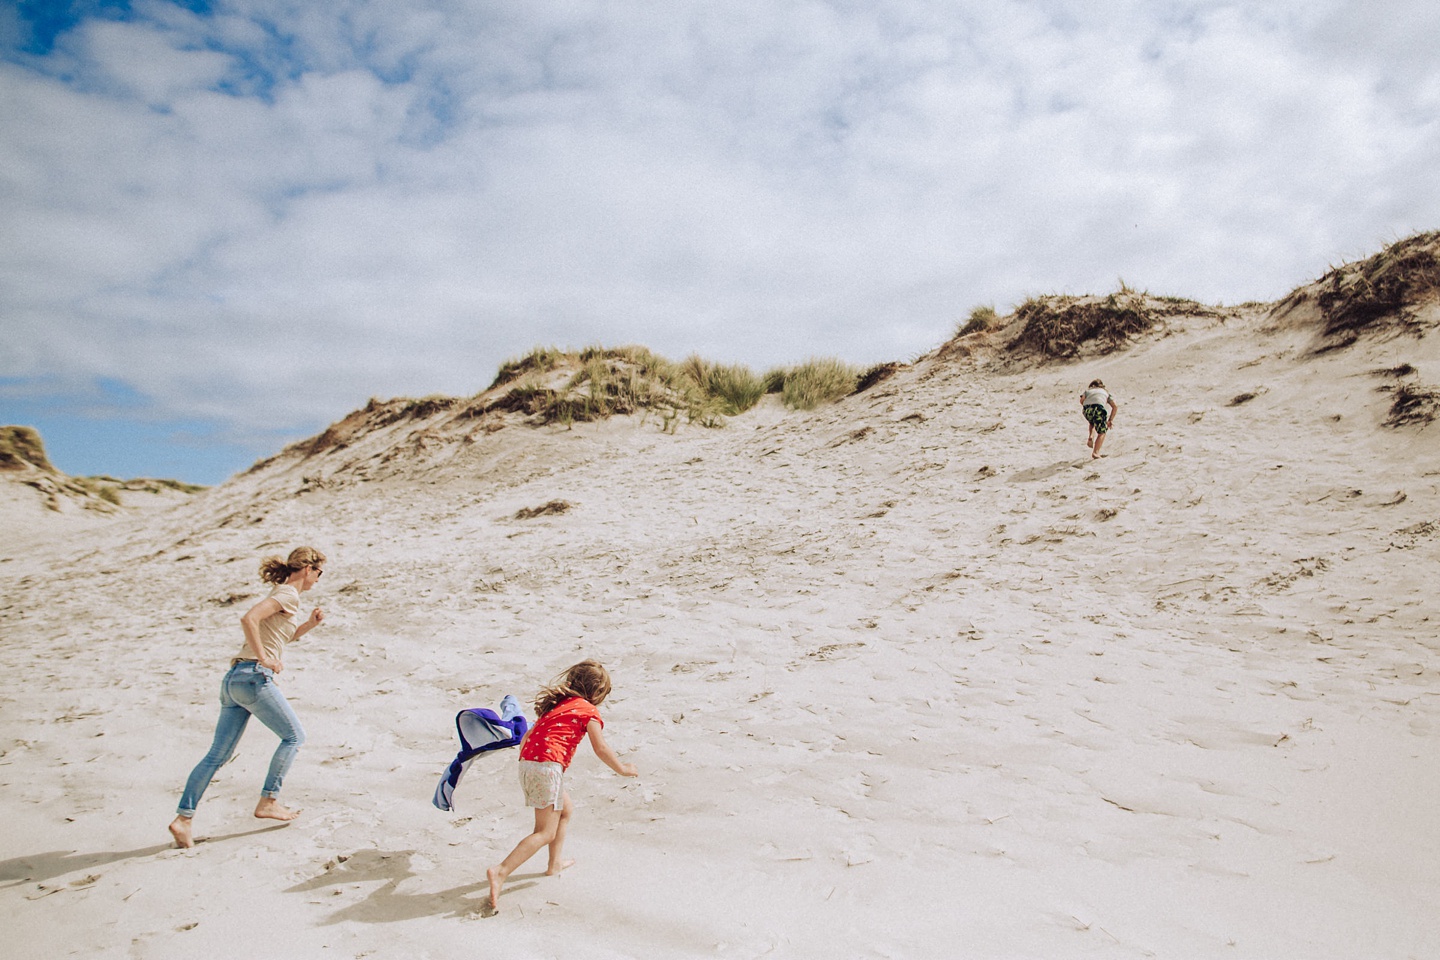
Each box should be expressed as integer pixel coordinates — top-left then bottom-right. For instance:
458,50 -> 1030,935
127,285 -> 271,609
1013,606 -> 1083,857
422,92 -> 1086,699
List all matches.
0,425 -> 54,473
1274,229 -> 1440,345
238,230 -> 1439,492
0,425 -> 204,520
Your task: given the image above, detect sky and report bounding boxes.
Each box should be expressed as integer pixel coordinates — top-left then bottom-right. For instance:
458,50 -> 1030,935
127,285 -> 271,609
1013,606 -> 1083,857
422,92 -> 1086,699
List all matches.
2,0 -> 1438,485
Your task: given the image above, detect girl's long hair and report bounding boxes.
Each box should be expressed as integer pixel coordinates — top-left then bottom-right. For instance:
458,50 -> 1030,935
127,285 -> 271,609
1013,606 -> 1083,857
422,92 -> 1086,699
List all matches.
259,546 -> 327,585
535,660 -> 612,717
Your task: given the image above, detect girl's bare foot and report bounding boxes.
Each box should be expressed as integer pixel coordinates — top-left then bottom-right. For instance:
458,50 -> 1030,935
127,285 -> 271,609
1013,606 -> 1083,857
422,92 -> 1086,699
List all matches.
1085,436 -> 1094,448
487,866 -> 504,909
168,816 -> 194,848
546,858 -> 576,876
254,798 -> 301,821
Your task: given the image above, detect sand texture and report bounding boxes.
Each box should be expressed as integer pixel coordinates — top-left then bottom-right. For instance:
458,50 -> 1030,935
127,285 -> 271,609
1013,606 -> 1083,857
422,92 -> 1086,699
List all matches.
3,291 -> 1440,958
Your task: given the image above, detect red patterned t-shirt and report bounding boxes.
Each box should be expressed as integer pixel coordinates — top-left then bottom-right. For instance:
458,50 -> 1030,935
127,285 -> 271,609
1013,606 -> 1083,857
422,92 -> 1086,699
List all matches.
519,697 -> 602,769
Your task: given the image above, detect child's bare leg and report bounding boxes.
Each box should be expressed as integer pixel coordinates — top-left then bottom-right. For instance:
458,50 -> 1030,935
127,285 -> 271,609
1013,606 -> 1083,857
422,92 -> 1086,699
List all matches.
546,791 -> 575,875
168,815 -> 194,849
254,797 -> 301,821
488,807 -> 560,909
1092,432 -> 1107,458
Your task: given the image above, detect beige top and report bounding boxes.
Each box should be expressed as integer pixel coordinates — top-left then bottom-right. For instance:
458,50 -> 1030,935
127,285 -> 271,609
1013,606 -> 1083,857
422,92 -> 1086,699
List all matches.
232,583 -> 301,667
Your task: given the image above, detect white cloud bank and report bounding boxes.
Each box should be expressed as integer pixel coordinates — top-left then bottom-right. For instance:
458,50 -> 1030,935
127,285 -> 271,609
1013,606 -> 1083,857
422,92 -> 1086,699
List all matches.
2,0 -> 1438,477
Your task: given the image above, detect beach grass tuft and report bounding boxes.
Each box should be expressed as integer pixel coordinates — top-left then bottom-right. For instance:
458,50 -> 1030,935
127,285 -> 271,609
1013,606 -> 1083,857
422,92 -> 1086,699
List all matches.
1385,382 -> 1440,428
778,358 -> 861,410
959,304 -> 999,337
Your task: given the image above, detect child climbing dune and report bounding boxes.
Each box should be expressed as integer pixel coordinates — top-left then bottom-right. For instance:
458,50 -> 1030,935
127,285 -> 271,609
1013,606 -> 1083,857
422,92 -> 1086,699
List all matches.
1080,379 -> 1120,458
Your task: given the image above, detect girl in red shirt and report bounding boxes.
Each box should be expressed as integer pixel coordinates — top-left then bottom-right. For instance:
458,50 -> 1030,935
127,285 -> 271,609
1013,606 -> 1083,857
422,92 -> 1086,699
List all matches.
487,660 -> 638,910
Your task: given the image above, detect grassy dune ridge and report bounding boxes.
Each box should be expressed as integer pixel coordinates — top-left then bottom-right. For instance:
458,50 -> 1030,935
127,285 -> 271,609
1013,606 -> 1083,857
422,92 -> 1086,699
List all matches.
483,344 -> 871,428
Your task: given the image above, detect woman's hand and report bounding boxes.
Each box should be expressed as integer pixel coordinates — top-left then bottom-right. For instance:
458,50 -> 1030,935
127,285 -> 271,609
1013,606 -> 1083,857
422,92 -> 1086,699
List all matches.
291,607 -> 325,643
259,656 -> 283,674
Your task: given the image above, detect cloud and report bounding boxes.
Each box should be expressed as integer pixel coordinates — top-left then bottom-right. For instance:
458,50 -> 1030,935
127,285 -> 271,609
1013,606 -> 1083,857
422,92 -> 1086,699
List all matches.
1,0 -> 1438,481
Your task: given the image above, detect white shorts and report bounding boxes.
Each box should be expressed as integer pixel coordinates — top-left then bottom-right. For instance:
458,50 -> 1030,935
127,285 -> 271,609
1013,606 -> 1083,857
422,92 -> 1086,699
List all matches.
518,759 -> 564,809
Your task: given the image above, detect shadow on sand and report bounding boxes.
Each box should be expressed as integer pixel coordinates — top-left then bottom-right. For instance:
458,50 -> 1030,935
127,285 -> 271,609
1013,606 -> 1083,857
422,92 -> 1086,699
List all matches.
0,823 -> 291,887
286,848 -> 548,922
1008,459 -> 1087,483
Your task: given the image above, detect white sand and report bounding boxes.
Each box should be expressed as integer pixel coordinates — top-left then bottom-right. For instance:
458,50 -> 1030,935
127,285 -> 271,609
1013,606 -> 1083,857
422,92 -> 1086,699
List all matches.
2,303 -> 1439,958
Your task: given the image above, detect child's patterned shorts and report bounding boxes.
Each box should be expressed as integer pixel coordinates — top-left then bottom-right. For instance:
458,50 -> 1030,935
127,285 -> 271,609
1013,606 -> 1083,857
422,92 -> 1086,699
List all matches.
518,759 -> 565,809
1083,404 -> 1110,433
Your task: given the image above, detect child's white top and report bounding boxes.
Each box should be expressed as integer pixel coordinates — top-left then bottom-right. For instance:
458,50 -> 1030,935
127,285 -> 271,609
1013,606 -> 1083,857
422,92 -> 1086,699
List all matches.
1082,387 -> 1113,407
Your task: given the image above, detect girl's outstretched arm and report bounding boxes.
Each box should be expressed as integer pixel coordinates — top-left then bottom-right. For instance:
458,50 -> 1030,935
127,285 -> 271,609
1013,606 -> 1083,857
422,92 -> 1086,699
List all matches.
587,720 -> 638,777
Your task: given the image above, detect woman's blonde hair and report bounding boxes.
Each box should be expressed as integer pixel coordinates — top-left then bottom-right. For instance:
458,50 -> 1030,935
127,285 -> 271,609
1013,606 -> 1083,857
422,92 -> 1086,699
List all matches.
259,546 -> 327,585
1088,379 -> 1106,389
534,659 -> 612,717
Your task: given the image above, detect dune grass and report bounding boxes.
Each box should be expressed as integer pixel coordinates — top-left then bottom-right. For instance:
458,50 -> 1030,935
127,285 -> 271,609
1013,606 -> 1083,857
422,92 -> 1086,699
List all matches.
1009,288 -> 1217,359
774,358 -> 862,411
1385,382 -> 1440,428
489,346 -> 566,390
854,362 -> 902,394
1010,290 -> 1160,358
690,358 -> 767,415
958,304 -> 999,337
1315,231 -> 1440,339
482,346 -> 858,427
0,425 -> 53,471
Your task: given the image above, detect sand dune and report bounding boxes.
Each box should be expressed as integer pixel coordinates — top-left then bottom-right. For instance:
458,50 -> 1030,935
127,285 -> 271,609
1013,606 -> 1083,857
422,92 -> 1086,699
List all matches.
3,243 -> 1440,958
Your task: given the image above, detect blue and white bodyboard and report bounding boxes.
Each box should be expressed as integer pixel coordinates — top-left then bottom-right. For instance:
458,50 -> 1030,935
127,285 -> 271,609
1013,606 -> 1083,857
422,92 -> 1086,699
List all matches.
433,694 -> 529,812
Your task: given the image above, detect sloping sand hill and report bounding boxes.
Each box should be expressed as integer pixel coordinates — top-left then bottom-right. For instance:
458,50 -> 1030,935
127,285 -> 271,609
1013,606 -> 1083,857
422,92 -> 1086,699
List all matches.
2,236 -> 1438,959
0,425 -> 205,553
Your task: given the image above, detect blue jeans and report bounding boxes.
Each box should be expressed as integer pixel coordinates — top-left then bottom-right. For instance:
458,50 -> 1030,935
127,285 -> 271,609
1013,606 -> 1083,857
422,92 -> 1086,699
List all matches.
177,661 -> 306,817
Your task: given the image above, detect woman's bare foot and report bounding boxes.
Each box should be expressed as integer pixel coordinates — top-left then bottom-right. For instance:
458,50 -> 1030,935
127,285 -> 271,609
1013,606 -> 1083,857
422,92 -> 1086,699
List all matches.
546,858 -> 576,876
487,866 -> 504,909
168,816 -> 194,848
254,798 -> 301,821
